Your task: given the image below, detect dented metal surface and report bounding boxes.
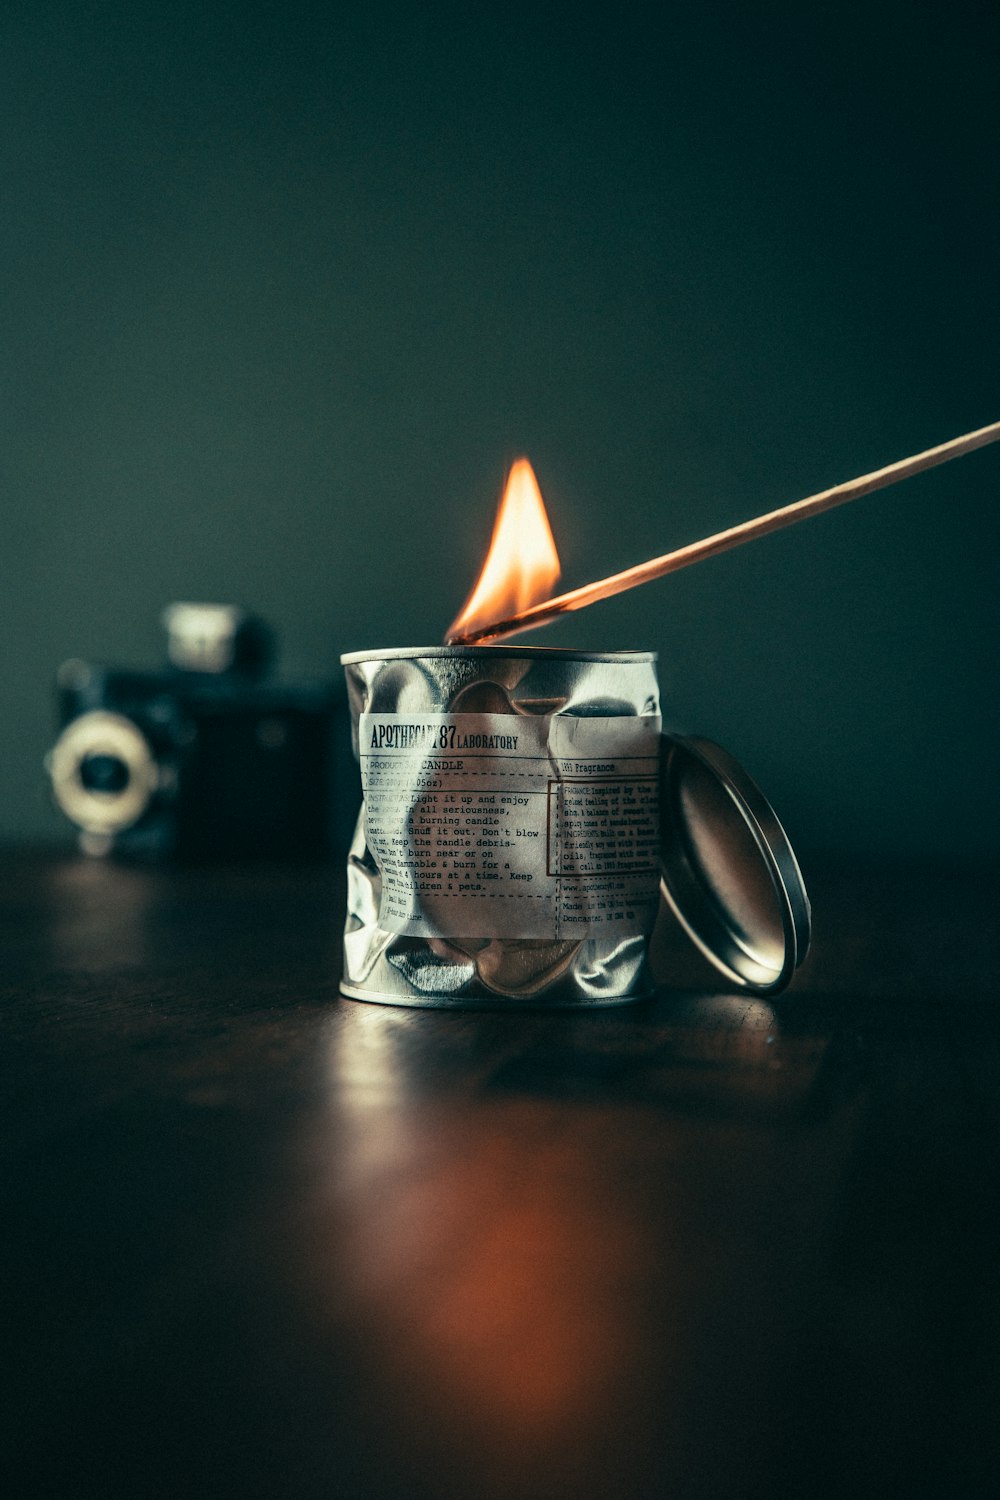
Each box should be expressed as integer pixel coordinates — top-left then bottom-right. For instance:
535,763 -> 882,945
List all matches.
340,646 -> 661,1008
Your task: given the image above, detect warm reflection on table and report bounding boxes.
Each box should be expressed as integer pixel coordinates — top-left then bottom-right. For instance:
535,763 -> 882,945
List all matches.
325,1004 -> 646,1494
2,852 -> 998,1498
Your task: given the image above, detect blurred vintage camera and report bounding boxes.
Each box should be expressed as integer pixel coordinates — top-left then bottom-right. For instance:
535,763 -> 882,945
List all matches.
47,604 -> 352,860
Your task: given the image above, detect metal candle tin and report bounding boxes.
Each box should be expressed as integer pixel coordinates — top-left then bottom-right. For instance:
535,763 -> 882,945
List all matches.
341,646 -> 811,1008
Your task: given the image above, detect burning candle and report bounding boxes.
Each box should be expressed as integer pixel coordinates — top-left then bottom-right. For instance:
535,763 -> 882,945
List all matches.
339,462 -> 810,1007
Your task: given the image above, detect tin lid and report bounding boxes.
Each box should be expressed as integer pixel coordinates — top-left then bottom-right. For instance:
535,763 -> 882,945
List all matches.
659,735 -> 811,994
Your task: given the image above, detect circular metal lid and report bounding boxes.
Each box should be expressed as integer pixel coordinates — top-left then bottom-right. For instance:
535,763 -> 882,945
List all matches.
659,735 -> 811,994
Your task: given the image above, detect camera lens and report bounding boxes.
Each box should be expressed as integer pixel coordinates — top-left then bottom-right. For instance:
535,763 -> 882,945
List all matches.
48,711 -> 158,835
79,752 -> 130,795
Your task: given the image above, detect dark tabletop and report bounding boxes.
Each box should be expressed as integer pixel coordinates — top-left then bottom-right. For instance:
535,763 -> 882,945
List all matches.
2,850 -> 998,1499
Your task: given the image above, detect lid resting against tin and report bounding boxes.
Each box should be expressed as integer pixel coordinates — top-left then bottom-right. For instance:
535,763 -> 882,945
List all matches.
659,736 -> 811,995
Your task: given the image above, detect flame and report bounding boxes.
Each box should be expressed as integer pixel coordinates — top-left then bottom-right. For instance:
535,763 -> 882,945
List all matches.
446,458 -> 561,643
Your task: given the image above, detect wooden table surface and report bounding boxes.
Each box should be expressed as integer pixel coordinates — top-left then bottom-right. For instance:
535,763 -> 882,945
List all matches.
2,850 -> 998,1499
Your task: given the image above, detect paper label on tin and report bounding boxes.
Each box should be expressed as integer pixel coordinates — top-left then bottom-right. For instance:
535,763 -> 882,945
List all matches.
359,712 -> 661,940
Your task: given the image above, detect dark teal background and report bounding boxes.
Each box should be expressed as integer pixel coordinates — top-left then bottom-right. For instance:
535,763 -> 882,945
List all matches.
3,1 -> 998,856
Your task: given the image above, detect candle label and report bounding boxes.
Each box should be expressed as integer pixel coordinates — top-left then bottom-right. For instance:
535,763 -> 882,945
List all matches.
359,712 -> 661,940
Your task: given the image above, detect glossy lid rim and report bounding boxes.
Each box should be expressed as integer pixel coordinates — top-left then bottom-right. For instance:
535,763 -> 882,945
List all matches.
659,735 -> 811,995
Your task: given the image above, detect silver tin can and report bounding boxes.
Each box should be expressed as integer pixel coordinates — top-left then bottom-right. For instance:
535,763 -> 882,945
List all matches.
341,646 -> 662,1008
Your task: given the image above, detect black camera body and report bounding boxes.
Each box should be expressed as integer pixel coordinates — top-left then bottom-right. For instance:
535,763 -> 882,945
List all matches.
48,605 -> 351,860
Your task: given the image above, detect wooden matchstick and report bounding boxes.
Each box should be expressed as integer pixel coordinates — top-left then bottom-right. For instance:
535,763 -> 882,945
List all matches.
447,419 -> 1000,645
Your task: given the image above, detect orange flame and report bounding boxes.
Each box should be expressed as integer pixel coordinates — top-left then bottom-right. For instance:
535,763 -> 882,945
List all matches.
446,459 -> 561,643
